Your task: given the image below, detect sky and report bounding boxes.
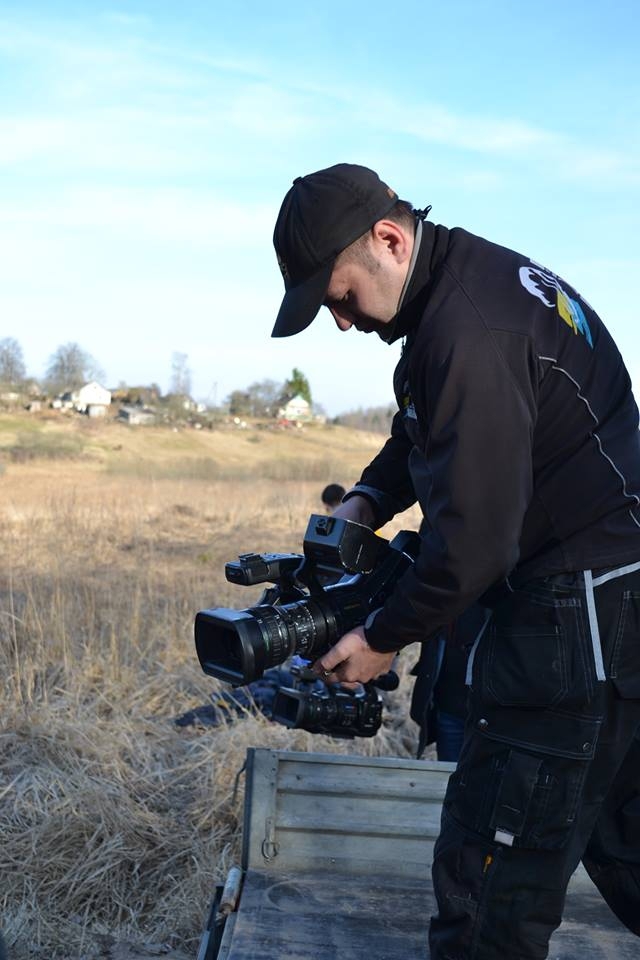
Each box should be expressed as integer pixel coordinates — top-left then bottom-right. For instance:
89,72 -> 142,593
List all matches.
1,0 -> 639,416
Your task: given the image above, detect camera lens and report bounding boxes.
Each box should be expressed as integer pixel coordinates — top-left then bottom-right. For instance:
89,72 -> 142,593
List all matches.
195,596 -> 338,685
262,598 -> 333,659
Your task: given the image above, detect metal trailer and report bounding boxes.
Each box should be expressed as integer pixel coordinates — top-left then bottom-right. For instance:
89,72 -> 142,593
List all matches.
197,748 -> 637,959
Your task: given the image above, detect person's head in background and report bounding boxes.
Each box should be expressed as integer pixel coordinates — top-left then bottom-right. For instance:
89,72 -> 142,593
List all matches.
321,483 -> 346,512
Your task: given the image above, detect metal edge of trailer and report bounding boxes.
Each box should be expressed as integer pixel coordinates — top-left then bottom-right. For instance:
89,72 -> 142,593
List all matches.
195,886 -> 223,960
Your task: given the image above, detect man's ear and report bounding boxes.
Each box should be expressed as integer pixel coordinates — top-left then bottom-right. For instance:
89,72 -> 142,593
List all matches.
370,219 -> 413,264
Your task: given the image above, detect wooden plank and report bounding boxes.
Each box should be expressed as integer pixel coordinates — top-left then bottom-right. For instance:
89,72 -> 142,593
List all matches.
258,833 -> 438,877
246,750 -> 454,773
276,762 -> 452,801
225,869 -> 431,960
275,802 -> 442,837
223,868 -> 638,960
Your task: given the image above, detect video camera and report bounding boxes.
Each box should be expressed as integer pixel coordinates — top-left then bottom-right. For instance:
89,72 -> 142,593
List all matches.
271,659 -> 400,739
194,514 -> 419,738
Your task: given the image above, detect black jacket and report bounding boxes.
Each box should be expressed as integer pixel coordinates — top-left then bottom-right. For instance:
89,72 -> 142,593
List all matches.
352,222 -> 640,653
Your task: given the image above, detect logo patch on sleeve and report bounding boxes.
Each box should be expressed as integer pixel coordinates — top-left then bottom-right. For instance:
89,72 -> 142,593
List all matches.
519,262 -> 593,348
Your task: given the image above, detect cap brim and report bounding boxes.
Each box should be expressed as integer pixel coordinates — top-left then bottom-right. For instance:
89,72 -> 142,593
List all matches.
271,260 -> 334,338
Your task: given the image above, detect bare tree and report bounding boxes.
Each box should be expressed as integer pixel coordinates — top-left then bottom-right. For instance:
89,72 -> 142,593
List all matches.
333,404 -> 395,434
45,342 -> 104,394
170,352 -> 192,397
0,337 -> 26,388
246,379 -> 281,417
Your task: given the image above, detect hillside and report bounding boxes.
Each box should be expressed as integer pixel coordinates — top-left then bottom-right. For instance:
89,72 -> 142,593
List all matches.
0,410 -> 388,483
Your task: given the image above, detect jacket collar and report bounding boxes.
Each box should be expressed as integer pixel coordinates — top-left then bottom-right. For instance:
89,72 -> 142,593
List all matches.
380,220 -> 449,345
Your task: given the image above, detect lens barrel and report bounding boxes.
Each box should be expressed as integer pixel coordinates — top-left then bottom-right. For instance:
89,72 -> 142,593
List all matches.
195,593 -> 341,685
272,685 -> 382,738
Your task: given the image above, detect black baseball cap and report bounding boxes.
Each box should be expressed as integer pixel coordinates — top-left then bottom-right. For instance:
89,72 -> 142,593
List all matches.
271,163 -> 398,338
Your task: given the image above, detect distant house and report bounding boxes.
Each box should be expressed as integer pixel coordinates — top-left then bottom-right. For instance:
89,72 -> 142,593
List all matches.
278,394 -> 312,422
54,381 -> 111,415
118,404 -> 156,426
75,381 -> 111,414
55,392 -> 72,409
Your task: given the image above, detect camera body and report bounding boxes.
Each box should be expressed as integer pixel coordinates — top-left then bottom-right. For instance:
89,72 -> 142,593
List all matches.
194,514 -> 419,737
271,662 -> 384,739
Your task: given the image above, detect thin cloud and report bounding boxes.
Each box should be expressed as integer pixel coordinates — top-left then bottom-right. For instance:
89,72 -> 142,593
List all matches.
0,186 -> 275,241
1,12 -> 636,189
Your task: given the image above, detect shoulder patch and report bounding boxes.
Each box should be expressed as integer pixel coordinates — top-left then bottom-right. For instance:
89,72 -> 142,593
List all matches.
519,262 -> 593,348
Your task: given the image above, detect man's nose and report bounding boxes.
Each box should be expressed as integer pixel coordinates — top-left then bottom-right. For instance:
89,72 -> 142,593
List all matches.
329,307 -> 352,332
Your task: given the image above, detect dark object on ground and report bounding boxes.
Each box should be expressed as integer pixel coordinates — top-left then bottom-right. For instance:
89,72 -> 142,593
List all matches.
175,666 -> 305,728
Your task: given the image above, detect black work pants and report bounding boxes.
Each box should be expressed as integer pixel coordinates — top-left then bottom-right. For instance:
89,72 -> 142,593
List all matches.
429,567 -> 640,959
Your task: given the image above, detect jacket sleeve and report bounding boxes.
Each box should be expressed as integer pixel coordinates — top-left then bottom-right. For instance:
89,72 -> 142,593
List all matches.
365,287 -> 538,653
342,410 -> 418,527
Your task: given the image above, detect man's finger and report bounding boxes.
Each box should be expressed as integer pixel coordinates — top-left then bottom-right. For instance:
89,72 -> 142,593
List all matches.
313,658 -> 342,680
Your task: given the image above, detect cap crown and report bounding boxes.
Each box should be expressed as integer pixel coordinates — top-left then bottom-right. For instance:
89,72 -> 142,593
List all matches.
273,163 -> 398,290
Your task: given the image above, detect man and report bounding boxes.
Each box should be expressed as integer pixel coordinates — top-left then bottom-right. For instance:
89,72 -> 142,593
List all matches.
410,603 -> 484,762
270,163 -> 640,959
320,482 -> 346,512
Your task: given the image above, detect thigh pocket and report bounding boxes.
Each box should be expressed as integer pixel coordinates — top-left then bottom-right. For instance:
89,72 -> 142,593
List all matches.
484,624 -> 568,707
610,591 -> 640,699
446,706 -> 601,850
478,590 -> 586,709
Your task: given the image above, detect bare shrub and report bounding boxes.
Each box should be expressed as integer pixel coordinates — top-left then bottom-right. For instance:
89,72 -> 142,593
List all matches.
6,432 -> 86,463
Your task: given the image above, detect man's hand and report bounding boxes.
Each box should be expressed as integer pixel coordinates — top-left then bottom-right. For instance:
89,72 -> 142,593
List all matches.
330,494 -> 376,528
313,625 -> 396,686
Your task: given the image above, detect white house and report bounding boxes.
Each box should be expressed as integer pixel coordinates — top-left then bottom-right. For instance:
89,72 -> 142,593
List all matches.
57,381 -> 111,413
75,381 -> 111,412
278,394 -> 312,422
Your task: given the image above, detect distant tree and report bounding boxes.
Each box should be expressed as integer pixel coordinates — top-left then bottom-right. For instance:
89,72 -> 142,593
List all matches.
246,379 -> 281,417
333,404 -> 395,434
170,352 -> 192,397
0,337 -> 26,388
283,367 -> 312,405
45,342 -> 104,394
226,389 -> 252,417
113,383 -> 161,406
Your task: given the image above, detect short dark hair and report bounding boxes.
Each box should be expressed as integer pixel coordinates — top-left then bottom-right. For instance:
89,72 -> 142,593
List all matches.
339,199 -> 417,267
385,198 -> 418,229
321,483 -> 346,508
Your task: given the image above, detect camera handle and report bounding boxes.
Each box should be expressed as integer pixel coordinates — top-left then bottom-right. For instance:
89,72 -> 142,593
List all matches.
256,583 -> 308,605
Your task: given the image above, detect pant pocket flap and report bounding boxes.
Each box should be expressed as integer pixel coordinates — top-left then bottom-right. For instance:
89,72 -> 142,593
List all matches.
489,750 -> 543,842
478,705 -> 601,759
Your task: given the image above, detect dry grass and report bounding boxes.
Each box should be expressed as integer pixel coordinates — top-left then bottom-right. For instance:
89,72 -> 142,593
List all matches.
0,417 -> 423,959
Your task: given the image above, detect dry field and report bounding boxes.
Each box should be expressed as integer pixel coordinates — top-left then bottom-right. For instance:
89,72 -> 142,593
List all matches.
0,414 -> 423,959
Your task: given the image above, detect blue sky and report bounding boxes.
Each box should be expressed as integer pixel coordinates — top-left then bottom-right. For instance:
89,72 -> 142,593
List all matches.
1,1 -> 638,415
